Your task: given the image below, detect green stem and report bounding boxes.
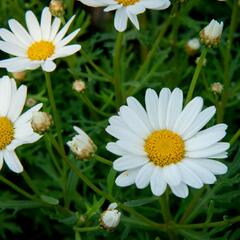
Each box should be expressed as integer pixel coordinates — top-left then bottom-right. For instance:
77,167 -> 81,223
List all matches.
113,32 -> 124,108
94,155 -> 112,166
21,171 -> 39,195
73,226 -> 102,233
230,128 -> 240,145
48,134 -> 164,230
219,0 -> 240,122
81,49 -> 113,82
44,72 -> 64,151
0,176 -> 35,200
185,48 -> 208,104
159,192 -> 176,240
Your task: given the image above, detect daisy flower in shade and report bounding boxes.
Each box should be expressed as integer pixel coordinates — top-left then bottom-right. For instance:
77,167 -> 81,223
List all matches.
0,76 -> 42,173
0,7 -> 81,72
106,88 -> 229,198
78,0 -> 171,32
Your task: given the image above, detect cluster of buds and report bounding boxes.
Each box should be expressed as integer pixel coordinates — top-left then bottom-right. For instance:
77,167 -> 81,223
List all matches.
100,203 -> 121,231
200,19 -> 223,47
31,111 -> 53,133
72,80 -> 86,93
195,56 -> 207,66
185,38 -> 200,56
67,126 -> 97,160
211,82 -> 224,95
49,0 -> 65,18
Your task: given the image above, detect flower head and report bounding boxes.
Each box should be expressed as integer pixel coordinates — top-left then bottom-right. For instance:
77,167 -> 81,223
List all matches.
0,76 -> 42,173
72,79 -> 86,93
49,0 -> 65,18
67,126 -> 97,160
100,203 -> 121,230
211,82 -> 223,95
106,88 -> 229,198
0,7 -> 81,72
200,19 -> 223,47
31,111 -> 52,133
185,38 -> 200,56
78,0 -> 171,32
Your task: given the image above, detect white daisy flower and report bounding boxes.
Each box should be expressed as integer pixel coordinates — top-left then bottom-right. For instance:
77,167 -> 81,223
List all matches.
0,7 -> 81,72
0,76 -> 42,173
106,88 -> 229,198
78,0 -> 171,32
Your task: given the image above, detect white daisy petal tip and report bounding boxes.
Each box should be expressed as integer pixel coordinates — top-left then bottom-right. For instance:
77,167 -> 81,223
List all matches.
0,7 -> 80,72
0,77 -> 42,173
106,87 -> 230,198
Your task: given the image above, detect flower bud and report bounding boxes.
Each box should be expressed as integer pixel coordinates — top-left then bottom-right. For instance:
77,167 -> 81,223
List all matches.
26,98 -> 37,107
100,203 -> 121,231
195,56 -> 207,66
67,126 -> 97,160
200,19 -> 223,47
49,0 -> 65,18
12,72 -> 26,81
211,82 -> 223,94
72,80 -> 86,93
32,111 -> 53,133
185,38 -> 200,56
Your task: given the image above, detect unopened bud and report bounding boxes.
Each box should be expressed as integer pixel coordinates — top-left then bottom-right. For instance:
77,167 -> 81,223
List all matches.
200,19 -> 223,47
185,38 -> 200,56
67,126 -> 97,160
49,0 -> 65,18
195,56 -> 207,66
72,80 -> 86,93
32,112 -> 53,133
12,72 -> 26,81
26,98 -> 37,107
100,203 -> 121,231
211,82 -> 223,94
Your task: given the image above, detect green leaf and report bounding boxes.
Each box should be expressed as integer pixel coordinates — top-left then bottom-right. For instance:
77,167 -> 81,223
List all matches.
40,195 -> 59,205
124,197 -> 159,207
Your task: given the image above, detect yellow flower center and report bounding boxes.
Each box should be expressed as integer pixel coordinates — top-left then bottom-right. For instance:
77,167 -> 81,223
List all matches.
0,117 -> 14,150
27,41 -> 55,61
144,130 -> 185,167
117,0 -> 139,6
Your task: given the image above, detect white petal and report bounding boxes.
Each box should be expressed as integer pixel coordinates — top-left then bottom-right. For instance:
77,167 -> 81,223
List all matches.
127,96 -> 152,130
170,183 -> 189,198
114,8 -> 128,32
8,19 -> 33,46
0,76 -> 12,116
26,10 -> 42,41
7,85 -> 27,122
0,151 -> 3,170
113,155 -> 148,171
0,28 -> 26,48
52,44 -> 81,59
186,142 -> 230,158
0,40 -> 26,57
162,164 -> 181,186
141,0 -> 171,10
50,17 -> 61,41
56,28 -> 80,48
173,97 -> 203,135
182,106 -> 216,140
158,88 -> 171,129
106,142 -> 131,156
119,106 -> 150,138
115,168 -> 140,187
135,163 -> 155,189
177,162 -> 203,188
145,88 -> 159,129
78,0 -> 109,7
166,88 -> 183,129
183,158 -> 217,184
192,159 -> 227,175
126,11 -> 139,30
150,167 -> 167,196
117,140 -> 146,156
126,3 -> 145,14
41,7 -> 52,40
104,4 -> 121,12
41,60 -> 56,72
3,150 -> 23,173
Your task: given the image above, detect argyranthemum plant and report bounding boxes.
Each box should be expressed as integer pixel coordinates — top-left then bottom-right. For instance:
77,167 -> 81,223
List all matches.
0,7 -> 81,72
106,88 -> 229,198
0,76 -> 42,173
78,0 -> 171,32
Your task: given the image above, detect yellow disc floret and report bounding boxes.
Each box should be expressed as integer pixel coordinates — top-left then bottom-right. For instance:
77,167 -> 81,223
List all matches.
144,130 -> 185,167
117,0 -> 139,6
27,41 -> 55,61
0,117 -> 14,150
